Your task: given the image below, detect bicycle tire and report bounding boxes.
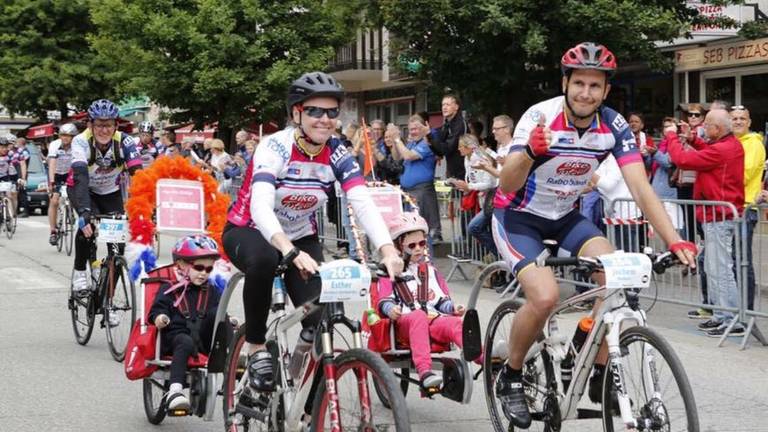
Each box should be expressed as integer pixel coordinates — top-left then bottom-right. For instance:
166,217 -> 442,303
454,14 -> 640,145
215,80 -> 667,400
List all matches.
310,348 -> 411,432
3,198 -> 13,239
56,205 -> 65,252
70,265 -> 96,345
65,205 -> 74,256
602,326 -> 699,432
143,378 -> 168,425
104,256 -> 136,362
372,367 -> 409,410
484,299 -> 556,432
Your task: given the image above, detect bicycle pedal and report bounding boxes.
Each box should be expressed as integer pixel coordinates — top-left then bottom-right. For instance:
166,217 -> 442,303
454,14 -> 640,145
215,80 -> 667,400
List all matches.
167,407 -> 191,417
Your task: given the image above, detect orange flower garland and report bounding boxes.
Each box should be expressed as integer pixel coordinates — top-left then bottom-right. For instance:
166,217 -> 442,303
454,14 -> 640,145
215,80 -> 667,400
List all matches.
126,156 -> 229,259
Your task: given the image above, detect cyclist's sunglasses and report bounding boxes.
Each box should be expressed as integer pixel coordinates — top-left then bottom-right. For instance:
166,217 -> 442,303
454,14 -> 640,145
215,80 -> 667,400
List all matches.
405,240 -> 427,250
687,112 -> 702,118
300,105 -> 340,119
191,264 -> 214,273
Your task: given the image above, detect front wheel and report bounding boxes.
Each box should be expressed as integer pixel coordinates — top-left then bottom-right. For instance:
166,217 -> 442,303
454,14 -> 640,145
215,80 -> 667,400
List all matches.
484,299 -> 556,432
3,198 -> 14,239
69,265 -> 96,345
65,204 -> 75,256
104,256 -> 136,362
310,348 -> 411,432
602,326 -> 699,432
143,378 -> 168,425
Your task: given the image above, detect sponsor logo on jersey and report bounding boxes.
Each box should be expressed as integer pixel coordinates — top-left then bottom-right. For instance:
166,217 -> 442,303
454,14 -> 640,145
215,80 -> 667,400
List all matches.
558,137 -> 575,145
267,138 -> 290,161
281,194 -> 319,211
527,109 -> 544,124
555,161 -> 591,176
330,145 -> 350,165
287,167 -> 301,175
612,114 -> 628,132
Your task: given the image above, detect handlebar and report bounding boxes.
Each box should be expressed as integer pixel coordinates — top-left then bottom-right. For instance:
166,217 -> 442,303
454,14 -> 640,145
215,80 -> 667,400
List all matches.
540,251 -> 682,275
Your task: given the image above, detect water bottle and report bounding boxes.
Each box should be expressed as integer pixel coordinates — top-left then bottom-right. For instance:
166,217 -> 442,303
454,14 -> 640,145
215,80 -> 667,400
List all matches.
272,276 -> 286,306
366,308 -> 381,326
91,260 -> 101,284
288,328 -> 314,380
561,316 -> 594,392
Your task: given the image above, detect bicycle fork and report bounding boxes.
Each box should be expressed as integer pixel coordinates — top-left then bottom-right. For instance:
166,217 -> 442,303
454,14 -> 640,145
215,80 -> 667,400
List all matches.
604,307 -> 646,429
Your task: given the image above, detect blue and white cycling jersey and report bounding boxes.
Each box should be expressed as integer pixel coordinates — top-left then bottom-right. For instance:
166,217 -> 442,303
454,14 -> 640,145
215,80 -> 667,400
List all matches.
495,96 -> 642,220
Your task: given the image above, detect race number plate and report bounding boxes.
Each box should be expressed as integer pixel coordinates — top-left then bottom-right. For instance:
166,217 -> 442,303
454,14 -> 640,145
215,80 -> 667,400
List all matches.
98,218 -> 128,244
598,252 -> 652,290
318,259 -> 371,304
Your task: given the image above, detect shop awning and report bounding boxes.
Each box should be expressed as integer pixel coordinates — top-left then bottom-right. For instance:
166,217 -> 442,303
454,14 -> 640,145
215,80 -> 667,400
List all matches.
26,123 -> 55,139
172,123 -> 217,143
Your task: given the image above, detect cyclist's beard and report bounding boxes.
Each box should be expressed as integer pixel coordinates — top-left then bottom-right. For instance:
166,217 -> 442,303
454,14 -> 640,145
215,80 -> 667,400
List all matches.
564,95 -> 600,122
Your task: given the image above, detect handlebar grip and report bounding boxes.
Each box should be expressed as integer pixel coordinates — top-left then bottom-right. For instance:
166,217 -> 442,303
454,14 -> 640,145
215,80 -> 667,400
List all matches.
543,257 -> 581,267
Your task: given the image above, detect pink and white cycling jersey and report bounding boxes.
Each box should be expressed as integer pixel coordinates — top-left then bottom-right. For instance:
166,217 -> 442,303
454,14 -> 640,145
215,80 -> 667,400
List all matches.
495,96 -> 641,220
228,127 -> 392,249
47,139 -> 74,175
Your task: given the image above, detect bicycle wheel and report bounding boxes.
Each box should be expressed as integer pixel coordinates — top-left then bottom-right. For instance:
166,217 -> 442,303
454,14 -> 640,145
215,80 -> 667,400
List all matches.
310,348 -> 411,432
56,205 -> 65,252
143,378 -> 168,425
223,324 -> 276,432
602,326 -> 699,432
372,367 -> 409,410
484,299 -> 556,432
69,265 -> 96,345
65,205 -> 74,256
3,198 -> 13,239
104,256 -> 136,362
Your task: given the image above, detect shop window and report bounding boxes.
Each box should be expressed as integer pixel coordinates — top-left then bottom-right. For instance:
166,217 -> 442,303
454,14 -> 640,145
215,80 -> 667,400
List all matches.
688,71 -> 700,103
705,76 -> 735,106
741,73 -> 768,139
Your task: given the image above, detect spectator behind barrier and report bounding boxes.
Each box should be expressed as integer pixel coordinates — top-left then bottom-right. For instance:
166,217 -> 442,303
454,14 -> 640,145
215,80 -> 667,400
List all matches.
432,94 -> 468,179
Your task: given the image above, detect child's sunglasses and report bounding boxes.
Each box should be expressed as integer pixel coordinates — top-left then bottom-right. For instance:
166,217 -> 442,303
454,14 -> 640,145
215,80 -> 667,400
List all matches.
191,264 -> 214,273
405,239 -> 427,250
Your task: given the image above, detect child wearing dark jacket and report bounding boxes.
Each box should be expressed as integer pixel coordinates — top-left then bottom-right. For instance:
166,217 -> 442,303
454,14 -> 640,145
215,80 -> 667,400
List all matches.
148,235 -> 222,411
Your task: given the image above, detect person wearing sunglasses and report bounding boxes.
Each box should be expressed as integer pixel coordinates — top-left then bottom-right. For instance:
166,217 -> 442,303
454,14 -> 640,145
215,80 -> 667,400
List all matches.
223,71 -> 403,396
148,235 -> 227,412
375,212 -> 483,391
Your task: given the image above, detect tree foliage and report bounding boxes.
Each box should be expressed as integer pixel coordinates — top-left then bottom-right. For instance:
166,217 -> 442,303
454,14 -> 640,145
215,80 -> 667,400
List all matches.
90,0 -> 360,132
367,0 -> 764,115
0,0 -> 109,120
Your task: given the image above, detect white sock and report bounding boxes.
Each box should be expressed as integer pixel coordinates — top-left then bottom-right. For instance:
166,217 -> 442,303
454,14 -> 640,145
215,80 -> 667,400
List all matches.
169,383 -> 183,394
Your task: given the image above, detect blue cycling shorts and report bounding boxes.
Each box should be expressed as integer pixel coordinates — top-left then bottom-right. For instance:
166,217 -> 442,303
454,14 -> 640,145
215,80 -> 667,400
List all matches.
491,208 -> 604,276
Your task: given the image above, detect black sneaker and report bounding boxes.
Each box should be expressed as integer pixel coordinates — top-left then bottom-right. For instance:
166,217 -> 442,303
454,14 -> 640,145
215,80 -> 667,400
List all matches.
49,232 -> 58,245
697,319 -> 721,332
707,325 -> 745,338
247,351 -> 276,392
495,370 -> 531,428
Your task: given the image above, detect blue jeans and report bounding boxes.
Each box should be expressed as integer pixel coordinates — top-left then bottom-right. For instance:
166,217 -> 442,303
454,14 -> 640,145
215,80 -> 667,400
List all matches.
468,211 -> 497,255
703,220 -> 739,325
732,209 -> 757,311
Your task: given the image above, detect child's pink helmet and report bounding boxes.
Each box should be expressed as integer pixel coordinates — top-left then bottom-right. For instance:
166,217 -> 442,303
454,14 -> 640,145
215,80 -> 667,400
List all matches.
387,212 -> 429,241
172,235 -> 220,261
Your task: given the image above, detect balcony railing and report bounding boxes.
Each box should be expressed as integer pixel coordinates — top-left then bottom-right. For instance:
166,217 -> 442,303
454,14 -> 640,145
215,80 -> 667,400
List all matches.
328,28 -> 383,72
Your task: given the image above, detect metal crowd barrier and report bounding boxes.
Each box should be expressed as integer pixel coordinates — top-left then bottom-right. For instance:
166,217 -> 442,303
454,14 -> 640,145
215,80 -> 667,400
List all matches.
606,198 -> 767,349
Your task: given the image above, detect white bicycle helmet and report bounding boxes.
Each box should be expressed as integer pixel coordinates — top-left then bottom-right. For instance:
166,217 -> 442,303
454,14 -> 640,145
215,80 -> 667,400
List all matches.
59,123 -> 78,136
387,211 -> 429,241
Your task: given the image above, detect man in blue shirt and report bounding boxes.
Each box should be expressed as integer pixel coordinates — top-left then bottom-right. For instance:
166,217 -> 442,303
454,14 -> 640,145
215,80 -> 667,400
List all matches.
392,115 -> 442,242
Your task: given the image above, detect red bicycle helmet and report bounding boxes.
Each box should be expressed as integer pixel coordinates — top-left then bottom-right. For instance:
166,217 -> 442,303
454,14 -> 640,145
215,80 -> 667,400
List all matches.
172,235 -> 220,261
561,42 -> 617,76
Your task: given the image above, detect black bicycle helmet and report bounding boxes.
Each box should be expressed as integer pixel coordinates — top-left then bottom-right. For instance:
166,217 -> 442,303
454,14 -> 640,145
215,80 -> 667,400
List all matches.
286,71 -> 344,111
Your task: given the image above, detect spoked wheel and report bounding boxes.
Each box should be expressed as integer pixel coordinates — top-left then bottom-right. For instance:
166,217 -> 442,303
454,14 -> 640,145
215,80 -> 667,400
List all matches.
104,256 -> 136,362
372,367 -> 409,410
65,205 -> 75,256
310,348 -> 411,432
484,299 -> 557,432
602,326 -> 699,432
69,264 -> 96,345
143,378 -> 168,425
223,324 -> 276,432
3,198 -> 14,239
56,207 -> 65,252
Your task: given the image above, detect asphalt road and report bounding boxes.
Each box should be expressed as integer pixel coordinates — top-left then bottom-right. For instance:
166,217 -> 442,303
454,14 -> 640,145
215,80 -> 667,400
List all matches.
1,214 -> 767,432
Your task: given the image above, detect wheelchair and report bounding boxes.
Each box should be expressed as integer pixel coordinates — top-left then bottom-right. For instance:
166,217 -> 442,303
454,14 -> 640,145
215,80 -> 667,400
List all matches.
134,263 -> 234,425
363,265 -> 479,407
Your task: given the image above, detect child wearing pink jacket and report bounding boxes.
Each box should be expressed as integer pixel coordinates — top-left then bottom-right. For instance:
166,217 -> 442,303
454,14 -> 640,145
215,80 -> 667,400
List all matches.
376,212 -> 473,390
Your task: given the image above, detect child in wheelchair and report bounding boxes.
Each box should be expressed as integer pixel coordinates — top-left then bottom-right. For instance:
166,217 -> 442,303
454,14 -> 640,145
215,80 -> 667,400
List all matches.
376,212 -> 478,391
148,235 -> 222,412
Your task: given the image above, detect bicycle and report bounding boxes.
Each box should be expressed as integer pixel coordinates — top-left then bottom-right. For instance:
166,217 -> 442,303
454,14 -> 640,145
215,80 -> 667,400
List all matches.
0,181 -> 17,239
68,213 -> 137,362
479,248 -> 699,431
221,253 -> 411,432
55,185 -> 75,255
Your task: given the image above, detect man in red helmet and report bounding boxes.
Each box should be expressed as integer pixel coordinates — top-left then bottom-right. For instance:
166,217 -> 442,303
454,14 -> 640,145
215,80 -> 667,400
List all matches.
491,42 -> 698,427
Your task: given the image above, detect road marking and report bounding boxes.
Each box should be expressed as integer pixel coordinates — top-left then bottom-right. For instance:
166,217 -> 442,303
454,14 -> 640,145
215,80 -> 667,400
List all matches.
0,267 -> 66,290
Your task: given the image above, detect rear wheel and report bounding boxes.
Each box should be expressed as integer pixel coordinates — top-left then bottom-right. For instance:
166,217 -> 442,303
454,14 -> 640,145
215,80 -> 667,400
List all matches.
484,299 -> 556,432
69,264 -> 96,345
56,205 -> 65,252
3,198 -> 14,239
310,348 -> 411,432
602,326 -> 699,432
143,378 -> 168,425
104,256 -> 136,362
